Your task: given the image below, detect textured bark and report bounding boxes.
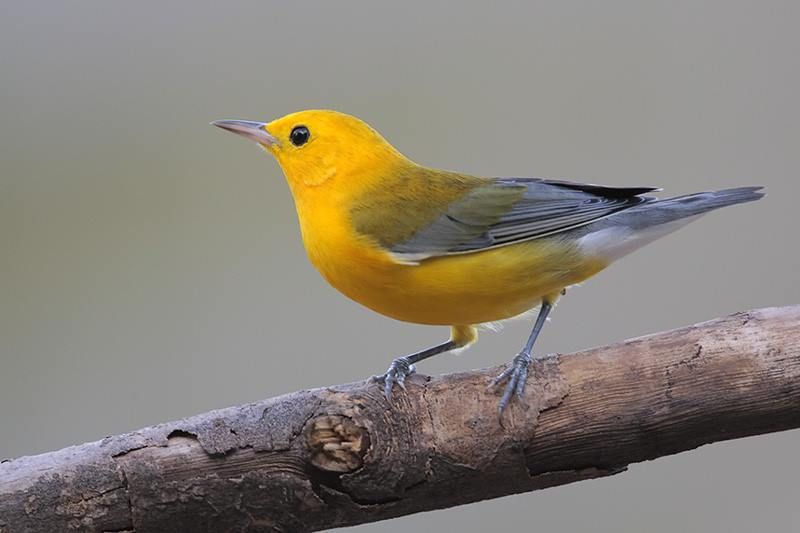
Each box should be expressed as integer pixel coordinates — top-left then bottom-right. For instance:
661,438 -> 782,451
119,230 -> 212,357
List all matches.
1,306 -> 799,532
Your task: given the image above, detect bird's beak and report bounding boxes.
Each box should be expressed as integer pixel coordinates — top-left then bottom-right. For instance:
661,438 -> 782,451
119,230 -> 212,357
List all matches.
211,119 -> 278,147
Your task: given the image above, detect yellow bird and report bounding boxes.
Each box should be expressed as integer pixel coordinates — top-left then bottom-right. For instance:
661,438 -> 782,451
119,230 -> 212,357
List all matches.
212,110 -> 763,412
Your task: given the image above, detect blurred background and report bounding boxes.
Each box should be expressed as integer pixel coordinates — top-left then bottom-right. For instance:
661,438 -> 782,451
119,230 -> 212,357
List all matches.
1,1 -> 798,531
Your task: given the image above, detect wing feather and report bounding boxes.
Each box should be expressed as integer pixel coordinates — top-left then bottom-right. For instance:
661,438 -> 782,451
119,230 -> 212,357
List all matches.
390,177 -> 658,261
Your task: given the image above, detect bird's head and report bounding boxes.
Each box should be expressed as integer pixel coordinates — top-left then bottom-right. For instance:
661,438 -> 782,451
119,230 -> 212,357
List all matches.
212,110 -> 408,195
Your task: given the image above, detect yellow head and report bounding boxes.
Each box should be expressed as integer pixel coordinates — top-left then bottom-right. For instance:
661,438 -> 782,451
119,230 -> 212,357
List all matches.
212,110 -> 410,195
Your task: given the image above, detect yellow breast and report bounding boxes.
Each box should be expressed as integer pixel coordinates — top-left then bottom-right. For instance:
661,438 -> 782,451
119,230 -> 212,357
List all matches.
293,195 -> 608,326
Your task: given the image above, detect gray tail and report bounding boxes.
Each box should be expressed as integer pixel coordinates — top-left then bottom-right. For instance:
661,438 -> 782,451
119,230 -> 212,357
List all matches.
616,186 -> 765,229
654,186 -> 765,214
574,186 -> 764,261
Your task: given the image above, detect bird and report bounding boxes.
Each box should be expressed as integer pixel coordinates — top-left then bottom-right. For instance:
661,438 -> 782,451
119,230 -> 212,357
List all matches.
212,110 -> 763,414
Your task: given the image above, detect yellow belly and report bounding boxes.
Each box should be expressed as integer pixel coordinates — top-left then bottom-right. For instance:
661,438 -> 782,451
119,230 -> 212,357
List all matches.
303,221 -> 609,325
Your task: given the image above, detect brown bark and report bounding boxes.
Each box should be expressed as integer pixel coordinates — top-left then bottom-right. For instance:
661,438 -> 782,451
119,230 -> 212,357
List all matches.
1,306 -> 799,532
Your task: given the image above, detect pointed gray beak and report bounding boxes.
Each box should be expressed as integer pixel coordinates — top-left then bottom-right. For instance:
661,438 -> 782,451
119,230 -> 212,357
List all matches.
211,119 -> 278,147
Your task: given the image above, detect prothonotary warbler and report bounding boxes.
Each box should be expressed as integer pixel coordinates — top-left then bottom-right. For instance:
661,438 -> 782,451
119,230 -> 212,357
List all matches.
212,110 -> 763,414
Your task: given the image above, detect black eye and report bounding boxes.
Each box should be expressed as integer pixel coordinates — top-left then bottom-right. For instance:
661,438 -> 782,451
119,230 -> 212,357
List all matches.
290,125 -> 310,146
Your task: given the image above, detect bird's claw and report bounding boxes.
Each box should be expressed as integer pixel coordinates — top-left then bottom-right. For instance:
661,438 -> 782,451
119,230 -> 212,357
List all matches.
371,357 -> 416,402
490,352 -> 532,415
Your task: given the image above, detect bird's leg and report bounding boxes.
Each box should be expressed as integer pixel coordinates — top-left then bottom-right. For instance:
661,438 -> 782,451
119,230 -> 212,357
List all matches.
373,325 -> 477,402
491,300 -> 553,414
373,341 -> 456,401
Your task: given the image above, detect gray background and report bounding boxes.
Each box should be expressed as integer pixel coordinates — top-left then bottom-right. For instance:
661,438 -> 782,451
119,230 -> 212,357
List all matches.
2,1 -> 798,531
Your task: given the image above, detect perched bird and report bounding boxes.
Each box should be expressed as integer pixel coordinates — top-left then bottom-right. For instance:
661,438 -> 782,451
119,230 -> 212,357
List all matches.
212,110 -> 763,413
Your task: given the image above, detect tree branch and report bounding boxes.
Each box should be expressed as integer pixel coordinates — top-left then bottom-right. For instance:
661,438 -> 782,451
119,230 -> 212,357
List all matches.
2,306 -> 799,532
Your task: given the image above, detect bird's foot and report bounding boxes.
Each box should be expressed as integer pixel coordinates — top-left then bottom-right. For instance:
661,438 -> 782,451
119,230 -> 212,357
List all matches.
490,352 -> 558,415
490,351 -> 534,415
370,357 -> 416,402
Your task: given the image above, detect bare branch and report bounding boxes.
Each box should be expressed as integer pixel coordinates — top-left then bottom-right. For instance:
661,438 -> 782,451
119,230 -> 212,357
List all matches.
1,306 -> 799,532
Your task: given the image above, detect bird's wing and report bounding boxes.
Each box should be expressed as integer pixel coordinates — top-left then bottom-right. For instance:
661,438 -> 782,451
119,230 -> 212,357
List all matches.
389,177 -> 659,262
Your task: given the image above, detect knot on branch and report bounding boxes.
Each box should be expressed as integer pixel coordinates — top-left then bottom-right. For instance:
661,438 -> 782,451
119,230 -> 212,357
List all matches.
305,415 -> 369,473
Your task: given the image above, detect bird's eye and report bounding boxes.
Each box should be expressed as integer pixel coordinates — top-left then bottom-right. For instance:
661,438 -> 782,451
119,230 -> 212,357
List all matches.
290,125 -> 310,147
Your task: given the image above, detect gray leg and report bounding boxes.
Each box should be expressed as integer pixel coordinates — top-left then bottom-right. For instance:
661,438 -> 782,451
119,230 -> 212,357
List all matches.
374,340 -> 457,401
491,301 -> 553,414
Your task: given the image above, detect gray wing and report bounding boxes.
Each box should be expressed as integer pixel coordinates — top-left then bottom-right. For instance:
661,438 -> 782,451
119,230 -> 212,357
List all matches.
390,178 -> 659,262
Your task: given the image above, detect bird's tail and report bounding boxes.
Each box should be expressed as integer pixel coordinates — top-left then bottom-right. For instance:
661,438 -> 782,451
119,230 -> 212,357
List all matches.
632,186 -> 765,225
575,186 -> 765,261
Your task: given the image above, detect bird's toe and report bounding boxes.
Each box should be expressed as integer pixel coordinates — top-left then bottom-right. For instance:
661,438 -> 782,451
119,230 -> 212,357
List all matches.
375,357 -> 416,402
493,352 -> 533,415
